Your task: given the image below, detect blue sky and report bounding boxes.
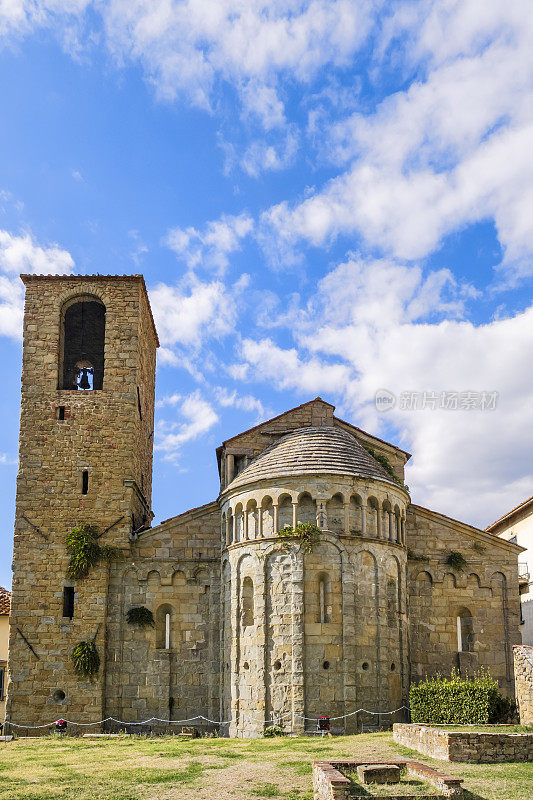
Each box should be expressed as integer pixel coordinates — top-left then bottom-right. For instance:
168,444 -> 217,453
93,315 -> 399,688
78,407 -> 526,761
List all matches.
1,1 -> 533,589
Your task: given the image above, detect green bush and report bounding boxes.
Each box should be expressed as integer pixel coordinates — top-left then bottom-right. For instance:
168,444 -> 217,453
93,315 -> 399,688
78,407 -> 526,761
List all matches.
410,669 -> 512,724
277,523 -> 321,553
72,640 -> 100,681
66,523 -> 123,579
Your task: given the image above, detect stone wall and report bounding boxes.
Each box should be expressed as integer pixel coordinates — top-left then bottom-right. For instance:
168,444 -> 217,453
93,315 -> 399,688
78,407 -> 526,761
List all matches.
513,644 -> 533,725
105,502 -> 221,729
313,759 -> 463,799
393,723 -> 533,762
7,276 -> 158,728
407,504 -> 522,695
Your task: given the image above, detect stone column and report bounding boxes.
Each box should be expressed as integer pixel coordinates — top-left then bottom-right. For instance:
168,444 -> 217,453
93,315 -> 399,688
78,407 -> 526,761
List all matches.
361,505 -> 367,536
227,454 -> 235,484
377,507 -> 382,539
225,515 -> 231,547
316,500 -> 327,530
292,501 -> 298,529
344,502 -> 350,535
258,506 -> 264,538
273,502 -> 279,534
401,517 -> 406,545
291,550 -> 306,734
232,513 -> 237,544
244,509 -> 249,541
388,512 -> 393,541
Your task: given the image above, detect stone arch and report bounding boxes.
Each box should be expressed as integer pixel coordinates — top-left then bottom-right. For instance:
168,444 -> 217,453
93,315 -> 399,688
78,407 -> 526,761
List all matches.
59,294 -> 106,390
261,495 -> 274,537
234,502 -> 244,542
457,606 -> 474,653
278,493 -> 293,530
155,602 -> 175,649
415,570 -> 434,590
326,493 -> 344,534
297,492 -> 316,525
467,572 -> 481,589
246,498 -> 258,540
381,499 -> 392,540
393,504 -> 401,542
171,569 -> 186,587
348,493 -> 363,535
442,572 -> 457,589
366,496 -> 379,538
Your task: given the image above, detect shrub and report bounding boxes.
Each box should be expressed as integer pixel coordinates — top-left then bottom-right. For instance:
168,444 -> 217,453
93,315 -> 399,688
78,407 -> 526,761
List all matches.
263,724 -> 286,737
410,668 -> 511,724
277,523 -> 321,553
72,640 -> 100,681
66,523 -> 123,579
446,551 -> 468,572
126,606 -> 155,627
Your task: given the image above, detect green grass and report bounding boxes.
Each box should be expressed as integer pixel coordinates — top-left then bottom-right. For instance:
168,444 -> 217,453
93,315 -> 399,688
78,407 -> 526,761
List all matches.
0,733 -> 530,800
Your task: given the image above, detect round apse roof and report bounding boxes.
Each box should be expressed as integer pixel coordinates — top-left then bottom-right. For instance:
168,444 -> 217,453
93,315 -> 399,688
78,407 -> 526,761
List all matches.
225,425 -> 398,491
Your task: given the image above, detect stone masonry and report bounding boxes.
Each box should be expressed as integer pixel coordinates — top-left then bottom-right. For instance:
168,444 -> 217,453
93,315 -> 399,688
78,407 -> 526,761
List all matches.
393,723 -> 533,762
5,274 -> 525,735
513,644 -> 533,725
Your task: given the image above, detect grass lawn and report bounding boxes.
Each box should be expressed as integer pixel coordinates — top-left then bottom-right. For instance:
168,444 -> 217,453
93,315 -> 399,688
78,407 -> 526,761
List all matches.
0,732 -> 531,800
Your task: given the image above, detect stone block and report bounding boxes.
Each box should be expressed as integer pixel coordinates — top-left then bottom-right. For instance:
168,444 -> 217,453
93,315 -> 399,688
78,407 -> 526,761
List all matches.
356,764 -> 400,784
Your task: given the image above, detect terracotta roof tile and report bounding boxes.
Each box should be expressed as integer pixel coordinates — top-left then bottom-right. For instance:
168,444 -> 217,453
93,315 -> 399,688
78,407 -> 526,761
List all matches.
0,587 -> 11,615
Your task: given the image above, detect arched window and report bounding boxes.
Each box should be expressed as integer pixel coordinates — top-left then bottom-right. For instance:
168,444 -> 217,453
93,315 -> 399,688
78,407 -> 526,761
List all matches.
156,603 -> 174,649
457,607 -> 474,653
317,572 -> 331,623
60,298 -> 105,390
242,576 -> 254,628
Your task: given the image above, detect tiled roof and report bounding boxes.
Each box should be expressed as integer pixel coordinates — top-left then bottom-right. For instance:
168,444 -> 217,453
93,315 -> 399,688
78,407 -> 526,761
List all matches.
225,425 -> 399,491
0,587 -> 11,616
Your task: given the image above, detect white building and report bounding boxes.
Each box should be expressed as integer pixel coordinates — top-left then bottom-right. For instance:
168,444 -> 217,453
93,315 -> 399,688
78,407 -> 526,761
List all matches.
486,496 -> 533,644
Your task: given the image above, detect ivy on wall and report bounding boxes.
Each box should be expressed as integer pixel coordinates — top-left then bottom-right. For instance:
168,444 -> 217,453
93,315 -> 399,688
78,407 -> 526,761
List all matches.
362,445 -> 407,489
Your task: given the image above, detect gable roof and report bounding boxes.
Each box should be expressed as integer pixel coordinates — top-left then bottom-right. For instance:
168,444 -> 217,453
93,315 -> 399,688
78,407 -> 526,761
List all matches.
221,396 -> 411,459
485,494 -> 533,532
0,587 -> 10,616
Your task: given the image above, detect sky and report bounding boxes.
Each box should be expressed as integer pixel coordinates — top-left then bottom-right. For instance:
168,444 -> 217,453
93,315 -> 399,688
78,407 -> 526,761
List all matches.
0,0 -> 532,589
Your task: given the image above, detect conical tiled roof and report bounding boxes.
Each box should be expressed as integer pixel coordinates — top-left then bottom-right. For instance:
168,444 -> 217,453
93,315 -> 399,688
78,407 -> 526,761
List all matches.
226,425 -> 396,490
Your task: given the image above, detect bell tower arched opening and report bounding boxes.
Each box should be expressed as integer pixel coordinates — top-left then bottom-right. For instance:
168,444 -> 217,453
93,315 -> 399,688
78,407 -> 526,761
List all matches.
59,297 -> 105,390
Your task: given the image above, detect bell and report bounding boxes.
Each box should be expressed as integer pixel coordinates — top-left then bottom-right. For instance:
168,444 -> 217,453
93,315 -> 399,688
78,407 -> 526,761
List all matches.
78,368 -> 91,390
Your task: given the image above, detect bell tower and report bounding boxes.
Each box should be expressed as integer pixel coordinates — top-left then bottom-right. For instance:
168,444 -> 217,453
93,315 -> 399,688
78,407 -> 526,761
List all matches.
6,275 -> 158,728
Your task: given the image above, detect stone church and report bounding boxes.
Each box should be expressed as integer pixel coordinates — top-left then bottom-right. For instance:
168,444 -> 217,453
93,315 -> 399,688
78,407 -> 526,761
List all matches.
6,275 -> 524,736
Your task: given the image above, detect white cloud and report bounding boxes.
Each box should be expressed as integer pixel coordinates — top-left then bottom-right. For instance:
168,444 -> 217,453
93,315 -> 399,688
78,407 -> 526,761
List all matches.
214,386 -> 268,421
241,129 -> 299,178
149,273 -> 247,359
234,336 -> 352,396
260,1 -> 533,280
156,389 -> 219,462
165,213 -> 253,273
0,452 -> 18,466
242,255 -> 533,528
0,1 -> 377,124
0,229 -> 74,340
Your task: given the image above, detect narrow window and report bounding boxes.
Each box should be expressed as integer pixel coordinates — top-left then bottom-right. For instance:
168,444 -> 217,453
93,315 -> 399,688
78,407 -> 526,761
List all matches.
82,470 -> 89,495
156,604 -> 174,649
457,608 -> 474,652
62,586 -> 74,619
57,406 -> 65,421
137,386 -> 142,420
242,576 -> 254,627
317,573 -> 330,623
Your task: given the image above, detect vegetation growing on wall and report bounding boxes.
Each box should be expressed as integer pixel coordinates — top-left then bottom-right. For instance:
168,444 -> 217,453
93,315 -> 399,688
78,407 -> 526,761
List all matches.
446,551 -> 468,572
277,523 -> 321,553
66,523 -> 123,579
72,640 -> 100,681
362,445 -> 406,488
407,548 -> 430,562
410,669 -> 515,724
126,606 -> 155,627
